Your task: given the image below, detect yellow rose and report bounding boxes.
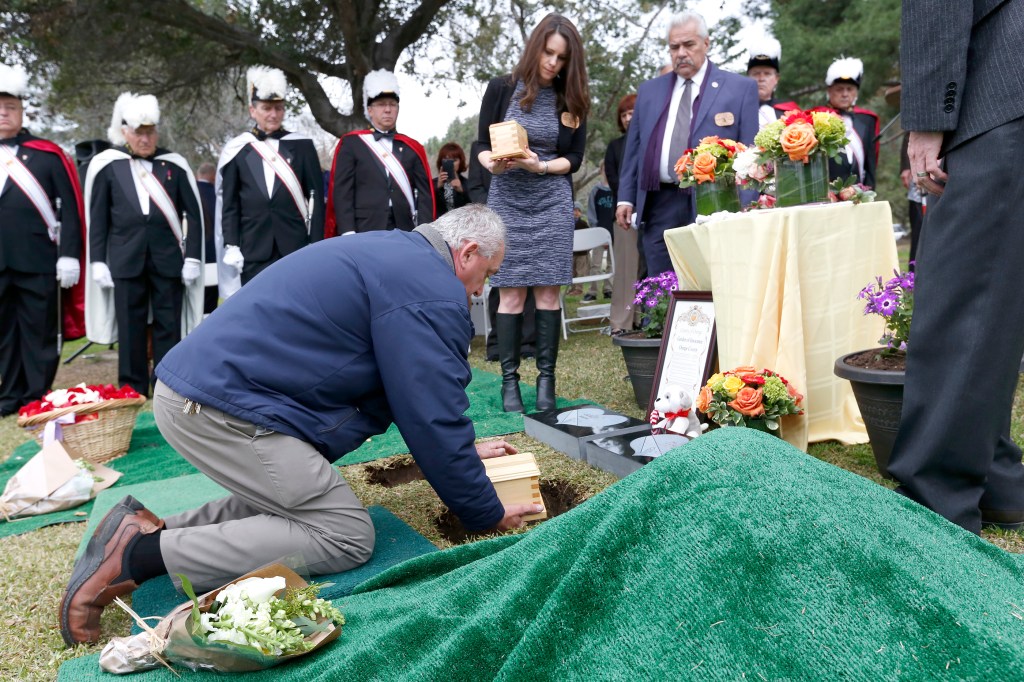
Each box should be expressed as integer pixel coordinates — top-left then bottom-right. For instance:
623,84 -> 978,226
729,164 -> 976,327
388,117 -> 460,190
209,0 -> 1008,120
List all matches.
722,375 -> 745,398
707,373 -> 725,391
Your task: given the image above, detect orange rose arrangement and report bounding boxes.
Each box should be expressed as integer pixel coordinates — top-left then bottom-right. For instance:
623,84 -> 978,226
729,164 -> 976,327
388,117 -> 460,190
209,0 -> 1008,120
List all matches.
675,136 -> 747,189
753,109 -> 848,165
695,366 -> 803,431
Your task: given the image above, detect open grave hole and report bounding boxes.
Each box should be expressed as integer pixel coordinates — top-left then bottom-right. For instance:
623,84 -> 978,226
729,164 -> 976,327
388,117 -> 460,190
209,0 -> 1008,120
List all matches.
364,460 -> 425,488
434,479 -> 590,544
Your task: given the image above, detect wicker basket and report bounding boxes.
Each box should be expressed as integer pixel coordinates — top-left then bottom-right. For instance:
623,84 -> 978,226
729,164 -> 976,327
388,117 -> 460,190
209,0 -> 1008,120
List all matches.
17,397 -> 147,465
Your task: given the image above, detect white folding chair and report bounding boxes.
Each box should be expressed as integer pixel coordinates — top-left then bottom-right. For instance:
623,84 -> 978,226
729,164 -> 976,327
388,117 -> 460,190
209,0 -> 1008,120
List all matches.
560,227 -> 615,339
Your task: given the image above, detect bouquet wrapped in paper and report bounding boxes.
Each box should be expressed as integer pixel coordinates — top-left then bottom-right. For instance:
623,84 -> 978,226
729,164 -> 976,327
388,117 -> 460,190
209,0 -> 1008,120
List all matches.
0,440 -> 121,521
100,564 -> 344,674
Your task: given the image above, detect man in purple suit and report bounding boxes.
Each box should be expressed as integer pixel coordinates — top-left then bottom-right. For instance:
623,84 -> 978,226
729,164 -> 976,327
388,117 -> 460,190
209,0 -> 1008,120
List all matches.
615,11 -> 758,276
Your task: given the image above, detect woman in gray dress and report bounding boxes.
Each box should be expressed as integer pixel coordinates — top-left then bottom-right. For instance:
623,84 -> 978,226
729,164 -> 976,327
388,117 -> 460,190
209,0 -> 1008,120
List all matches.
477,13 -> 589,413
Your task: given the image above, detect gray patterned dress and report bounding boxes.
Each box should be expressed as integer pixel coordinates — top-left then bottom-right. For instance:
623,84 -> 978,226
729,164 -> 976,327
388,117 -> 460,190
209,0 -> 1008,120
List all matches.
487,83 -> 574,287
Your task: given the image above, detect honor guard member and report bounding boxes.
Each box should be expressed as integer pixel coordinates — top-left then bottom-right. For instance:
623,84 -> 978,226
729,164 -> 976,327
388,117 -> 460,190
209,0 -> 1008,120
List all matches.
745,37 -> 798,129
811,57 -> 880,188
0,64 -> 86,415
84,93 -> 204,395
325,69 -> 434,236
217,66 -> 324,298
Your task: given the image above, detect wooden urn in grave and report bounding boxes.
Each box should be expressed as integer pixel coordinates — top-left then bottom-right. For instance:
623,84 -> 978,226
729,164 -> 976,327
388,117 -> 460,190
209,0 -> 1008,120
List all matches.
488,121 -> 530,160
483,452 -> 547,521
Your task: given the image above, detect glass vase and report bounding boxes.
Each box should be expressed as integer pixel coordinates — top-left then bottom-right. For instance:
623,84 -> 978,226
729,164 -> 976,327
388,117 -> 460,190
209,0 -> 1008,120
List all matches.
773,151 -> 829,207
728,418 -> 782,438
694,175 -> 741,216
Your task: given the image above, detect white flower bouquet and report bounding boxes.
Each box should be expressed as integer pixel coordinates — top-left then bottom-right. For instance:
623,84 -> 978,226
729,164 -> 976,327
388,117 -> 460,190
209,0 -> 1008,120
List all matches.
100,563 -> 344,674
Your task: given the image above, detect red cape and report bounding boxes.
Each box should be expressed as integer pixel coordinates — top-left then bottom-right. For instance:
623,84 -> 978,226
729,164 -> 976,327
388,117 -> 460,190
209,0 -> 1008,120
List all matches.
324,130 -> 436,238
22,138 -> 87,341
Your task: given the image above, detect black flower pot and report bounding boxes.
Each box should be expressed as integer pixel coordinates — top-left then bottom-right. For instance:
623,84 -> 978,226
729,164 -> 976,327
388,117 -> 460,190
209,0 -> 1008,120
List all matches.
834,351 -> 905,479
612,334 -> 663,409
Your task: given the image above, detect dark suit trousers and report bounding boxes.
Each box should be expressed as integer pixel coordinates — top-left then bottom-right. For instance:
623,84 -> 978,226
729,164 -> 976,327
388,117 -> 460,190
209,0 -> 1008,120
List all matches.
888,117 -> 1024,533
641,185 -> 693,276
113,253 -> 184,394
241,242 -> 283,286
0,270 -> 59,413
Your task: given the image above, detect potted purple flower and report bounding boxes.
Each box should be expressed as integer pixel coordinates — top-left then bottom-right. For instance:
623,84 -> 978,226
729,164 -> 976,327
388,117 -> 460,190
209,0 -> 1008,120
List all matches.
834,267 -> 914,477
612,271 -> 677,409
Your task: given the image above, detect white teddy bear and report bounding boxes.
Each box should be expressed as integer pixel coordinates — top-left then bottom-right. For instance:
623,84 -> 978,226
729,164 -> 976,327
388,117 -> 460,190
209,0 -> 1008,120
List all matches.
650,385 -> 704,439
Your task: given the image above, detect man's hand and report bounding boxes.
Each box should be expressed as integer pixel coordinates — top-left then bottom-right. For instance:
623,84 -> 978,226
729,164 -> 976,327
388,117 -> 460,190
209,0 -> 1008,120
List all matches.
56,256 -> 80,288
223,245 -> 244,274
91,262 -> 114,289
908,131 -> 947,197
496,502 -> 545,531
476,439 -> 518,459
181,258 -> 202,286
615,204 -> 633,231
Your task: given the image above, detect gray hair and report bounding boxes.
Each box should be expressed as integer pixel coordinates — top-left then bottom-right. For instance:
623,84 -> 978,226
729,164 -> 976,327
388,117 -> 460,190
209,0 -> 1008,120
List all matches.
668,11 -> 709,40
430,204 -> 506,258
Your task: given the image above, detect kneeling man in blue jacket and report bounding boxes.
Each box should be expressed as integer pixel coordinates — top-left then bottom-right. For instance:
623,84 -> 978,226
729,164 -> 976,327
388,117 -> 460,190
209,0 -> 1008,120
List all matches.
60,204 -> 542,646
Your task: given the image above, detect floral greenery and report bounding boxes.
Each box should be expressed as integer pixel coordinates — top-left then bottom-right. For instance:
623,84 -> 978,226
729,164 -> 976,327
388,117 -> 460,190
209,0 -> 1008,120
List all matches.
695,366 -> 804,430
829,176 -> 877,204
754,110 -> 849,163
674,136 -> 747,188
633,270 -> 678,338
858,267 -> 914,357
180,574 -> 344,658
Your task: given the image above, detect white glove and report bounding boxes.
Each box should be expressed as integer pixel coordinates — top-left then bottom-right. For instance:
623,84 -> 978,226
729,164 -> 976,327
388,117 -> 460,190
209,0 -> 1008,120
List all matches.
56,256 -> 80,288
181,258 -> 202,286
223,245 -> 244,274
91,262 -> 115,289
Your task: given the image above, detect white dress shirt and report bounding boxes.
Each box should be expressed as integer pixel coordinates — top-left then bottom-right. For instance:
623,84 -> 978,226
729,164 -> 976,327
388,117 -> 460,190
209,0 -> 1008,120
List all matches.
659,59 -> 708,184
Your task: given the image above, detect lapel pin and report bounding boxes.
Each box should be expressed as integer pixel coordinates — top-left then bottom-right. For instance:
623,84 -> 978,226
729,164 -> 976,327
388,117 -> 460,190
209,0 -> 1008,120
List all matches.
712,81 -> 719,88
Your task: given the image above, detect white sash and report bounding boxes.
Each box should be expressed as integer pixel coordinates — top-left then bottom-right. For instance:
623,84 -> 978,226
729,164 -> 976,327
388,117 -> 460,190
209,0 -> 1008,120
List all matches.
0,144 -> 60,242
249,138 -> 309,224
842,115 -> 866,182
131,159 -> 184,254
357,134 -> 416,222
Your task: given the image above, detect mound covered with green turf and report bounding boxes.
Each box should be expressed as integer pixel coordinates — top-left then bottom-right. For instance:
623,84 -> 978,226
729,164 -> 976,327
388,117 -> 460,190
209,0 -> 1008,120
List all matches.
60,428 -> 1024,680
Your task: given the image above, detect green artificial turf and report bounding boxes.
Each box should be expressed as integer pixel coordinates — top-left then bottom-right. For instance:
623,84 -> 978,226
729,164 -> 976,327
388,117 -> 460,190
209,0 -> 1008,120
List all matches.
1,369 -> 584,538
58,427 -> 1024,680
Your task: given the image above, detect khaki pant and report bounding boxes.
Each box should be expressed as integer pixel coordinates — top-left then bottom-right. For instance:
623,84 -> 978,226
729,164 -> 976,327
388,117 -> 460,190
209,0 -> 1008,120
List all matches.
153,381 -> 375,592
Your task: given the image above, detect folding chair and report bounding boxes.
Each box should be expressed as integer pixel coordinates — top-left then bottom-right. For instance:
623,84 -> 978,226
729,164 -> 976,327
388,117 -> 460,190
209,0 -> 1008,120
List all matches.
560,227 -> 615,339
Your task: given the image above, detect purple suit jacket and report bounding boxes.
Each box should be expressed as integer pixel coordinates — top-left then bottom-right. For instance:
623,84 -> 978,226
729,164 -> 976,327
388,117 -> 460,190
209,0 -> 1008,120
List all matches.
618,61 -> 759,226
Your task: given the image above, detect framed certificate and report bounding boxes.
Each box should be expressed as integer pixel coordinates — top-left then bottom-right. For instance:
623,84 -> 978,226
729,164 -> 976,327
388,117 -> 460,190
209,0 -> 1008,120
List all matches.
648,291 -> 718,418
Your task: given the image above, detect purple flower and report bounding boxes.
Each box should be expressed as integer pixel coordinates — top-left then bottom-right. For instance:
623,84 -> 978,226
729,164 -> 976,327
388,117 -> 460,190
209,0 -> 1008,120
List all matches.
875,292 -> 898,316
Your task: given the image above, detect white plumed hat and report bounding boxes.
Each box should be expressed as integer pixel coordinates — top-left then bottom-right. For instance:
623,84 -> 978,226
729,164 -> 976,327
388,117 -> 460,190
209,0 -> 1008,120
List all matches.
826,57 -> 863,87
0,63 -> 29,99
363,69 -> 400,119
247,66 -> 288,102
108,92 -> 160,146
746,37 -> 781,72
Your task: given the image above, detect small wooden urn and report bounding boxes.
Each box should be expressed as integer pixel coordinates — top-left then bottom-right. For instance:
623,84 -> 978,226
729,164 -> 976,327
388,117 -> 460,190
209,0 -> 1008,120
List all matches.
488,121 -> 530,160
483,452 -> 547,521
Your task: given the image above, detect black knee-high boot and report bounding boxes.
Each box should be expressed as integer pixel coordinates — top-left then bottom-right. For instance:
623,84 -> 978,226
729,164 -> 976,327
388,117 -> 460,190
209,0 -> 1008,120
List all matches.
496,312 -> 524,412
535,309 -> 560,411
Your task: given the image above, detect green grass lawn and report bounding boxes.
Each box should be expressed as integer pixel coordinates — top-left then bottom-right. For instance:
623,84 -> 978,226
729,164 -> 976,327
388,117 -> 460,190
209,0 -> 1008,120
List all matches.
2,280 -> 1023,680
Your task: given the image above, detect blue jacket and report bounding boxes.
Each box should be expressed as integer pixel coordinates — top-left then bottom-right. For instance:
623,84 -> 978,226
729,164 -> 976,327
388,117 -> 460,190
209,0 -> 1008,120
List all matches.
156,230 -> 505,530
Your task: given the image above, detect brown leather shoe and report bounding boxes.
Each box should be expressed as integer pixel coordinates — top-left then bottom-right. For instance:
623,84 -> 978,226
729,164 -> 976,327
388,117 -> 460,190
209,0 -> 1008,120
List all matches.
59,496 -> 164,646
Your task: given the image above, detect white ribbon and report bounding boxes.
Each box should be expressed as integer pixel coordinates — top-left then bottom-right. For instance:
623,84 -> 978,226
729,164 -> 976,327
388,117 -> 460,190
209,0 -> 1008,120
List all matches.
42,412 -> 77,447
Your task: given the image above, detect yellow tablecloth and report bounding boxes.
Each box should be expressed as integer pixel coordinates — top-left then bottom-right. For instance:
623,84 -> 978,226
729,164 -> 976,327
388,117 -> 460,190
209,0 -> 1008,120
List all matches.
665,202 -> 899,450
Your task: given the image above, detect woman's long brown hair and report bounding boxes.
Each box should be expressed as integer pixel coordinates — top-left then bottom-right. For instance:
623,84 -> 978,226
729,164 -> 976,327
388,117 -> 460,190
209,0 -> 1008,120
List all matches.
512,13 -> 589,122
